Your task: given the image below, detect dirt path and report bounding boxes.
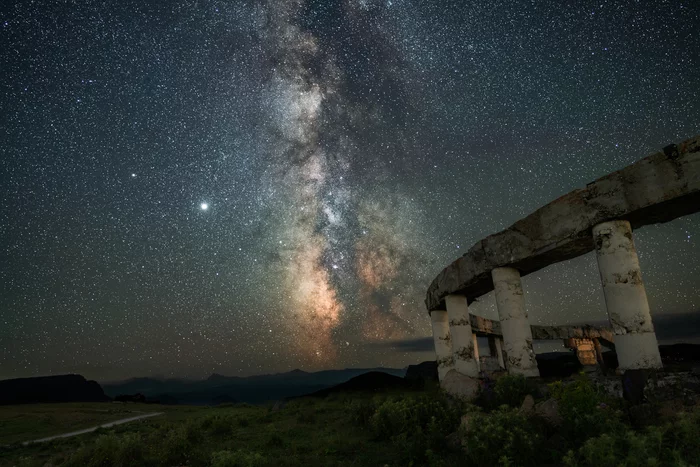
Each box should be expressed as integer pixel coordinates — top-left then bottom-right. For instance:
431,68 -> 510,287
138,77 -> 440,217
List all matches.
22,412 -> 163,445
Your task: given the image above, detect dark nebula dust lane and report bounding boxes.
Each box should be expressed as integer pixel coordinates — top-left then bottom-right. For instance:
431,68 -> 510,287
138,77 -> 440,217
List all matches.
1,0 -> 699,380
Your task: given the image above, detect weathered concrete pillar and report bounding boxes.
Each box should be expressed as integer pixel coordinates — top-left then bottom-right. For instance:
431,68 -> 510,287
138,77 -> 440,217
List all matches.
488,336 -> 506,369
430,310 -> 455,381
444,295 -> 480,377
472,333 -> 481,372
491,267 -> 540,377
592,220 -> 662,371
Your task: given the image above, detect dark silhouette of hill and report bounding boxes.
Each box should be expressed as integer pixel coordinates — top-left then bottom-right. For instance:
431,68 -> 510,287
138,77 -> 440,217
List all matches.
114,393 -> 147,403
0,374 -> 109,405
659,343 -> 700,362
102,367 -> 406,405
405,361 -> 438,383
295,371 -> 413,398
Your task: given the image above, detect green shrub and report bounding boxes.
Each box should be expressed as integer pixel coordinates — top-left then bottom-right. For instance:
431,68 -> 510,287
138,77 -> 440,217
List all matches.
211,449 -> 267,467
296,410 -> 316,424
159,425 -> 194,466
668,410 -> 700,461
200,413 -> 238,434
238,416 -> 251,427
563,410 -> 700,467
494,374 -> 536,407
65,432 -> 144,467
476,374 -> 537,410
463,406 -> 547,466
266,432 -> 285,447
550,374 -> 601,416
12,456 -> 35,467
200,415 -> 214,430
564,428 -> 667,467
368,394 -> 462,464
550,374 -> 624,443
347,398 -> 378,426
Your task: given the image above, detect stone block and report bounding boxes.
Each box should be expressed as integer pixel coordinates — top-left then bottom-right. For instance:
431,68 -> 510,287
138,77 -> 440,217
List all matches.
534,398 -> 562,426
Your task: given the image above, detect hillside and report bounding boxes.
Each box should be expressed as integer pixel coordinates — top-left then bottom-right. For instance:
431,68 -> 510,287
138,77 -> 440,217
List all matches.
0,375 -> 108,405
102,367 -> 406,405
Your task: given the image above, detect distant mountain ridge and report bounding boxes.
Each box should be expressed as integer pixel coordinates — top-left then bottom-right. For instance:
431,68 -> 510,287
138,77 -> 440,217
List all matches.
102,367 -> 406,405
299,371 -> 413,399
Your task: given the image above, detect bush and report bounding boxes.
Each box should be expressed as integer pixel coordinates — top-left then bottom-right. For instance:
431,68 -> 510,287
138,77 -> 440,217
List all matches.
369,395 -> 458,440
347,398 -> 378,426
65,432 -> 144,467
463,406 -> 548,466
476,374 -> 536,410
550,373 -> 624,443
266,432 -> 285,448
494,374 -> 536,407
201,414 -> 235,434
563,409 -> 700,467
238,416 -> 251,427
159,425 -> 196,466
296,410 -> 316,424
368,393 -> 462,464
550,374 -> 602,416
211,449 -> 267,467
668,410 -> 700,461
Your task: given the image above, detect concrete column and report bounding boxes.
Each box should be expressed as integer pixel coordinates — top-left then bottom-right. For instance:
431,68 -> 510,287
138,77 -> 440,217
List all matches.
445,294 -> 480,377
472,333 -> 481,372
488,336 -> 506,369
430,310 -> 455,381
491,267 -> 540,377
592,220 -> 662,371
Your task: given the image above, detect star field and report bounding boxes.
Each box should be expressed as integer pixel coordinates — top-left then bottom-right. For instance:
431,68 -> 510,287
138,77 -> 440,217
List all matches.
1,0 -> 699,381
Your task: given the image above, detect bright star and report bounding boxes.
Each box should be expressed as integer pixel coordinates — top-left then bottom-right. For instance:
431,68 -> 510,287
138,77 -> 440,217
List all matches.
200,203 -> 209,211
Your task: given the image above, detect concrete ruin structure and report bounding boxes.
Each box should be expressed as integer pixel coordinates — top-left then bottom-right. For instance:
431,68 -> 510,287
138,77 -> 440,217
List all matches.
427,135 -> 700,389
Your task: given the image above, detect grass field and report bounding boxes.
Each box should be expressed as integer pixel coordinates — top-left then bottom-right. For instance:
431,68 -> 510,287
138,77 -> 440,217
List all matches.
0,397 -> 413,467
1,375 -> 699,467
0,402 -> 184,446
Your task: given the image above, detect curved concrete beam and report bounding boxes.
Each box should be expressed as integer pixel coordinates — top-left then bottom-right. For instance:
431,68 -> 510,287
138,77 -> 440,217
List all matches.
426,135 -> 700,312
465,313 -> 614,342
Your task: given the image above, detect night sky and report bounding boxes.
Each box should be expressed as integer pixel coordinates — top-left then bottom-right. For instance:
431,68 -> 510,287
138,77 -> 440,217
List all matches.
1,0 -> 699,382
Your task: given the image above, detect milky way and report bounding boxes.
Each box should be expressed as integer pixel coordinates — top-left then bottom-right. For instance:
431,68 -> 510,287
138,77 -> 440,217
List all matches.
258,1 -> 429,365
1,0 -> 699,380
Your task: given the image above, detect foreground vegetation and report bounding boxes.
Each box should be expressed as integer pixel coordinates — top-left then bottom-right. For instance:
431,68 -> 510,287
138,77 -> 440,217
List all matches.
1,374 -> 699,466
0,403 -> 187,446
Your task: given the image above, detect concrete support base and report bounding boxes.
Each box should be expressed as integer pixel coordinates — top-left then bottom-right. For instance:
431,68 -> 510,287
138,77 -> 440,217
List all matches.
430,310 -> 455,381
614,333 -> 663,371
491,267 -> 540,377
440,369 -> 480,400
445,295 -> 480,378
593,220 -> 662,372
